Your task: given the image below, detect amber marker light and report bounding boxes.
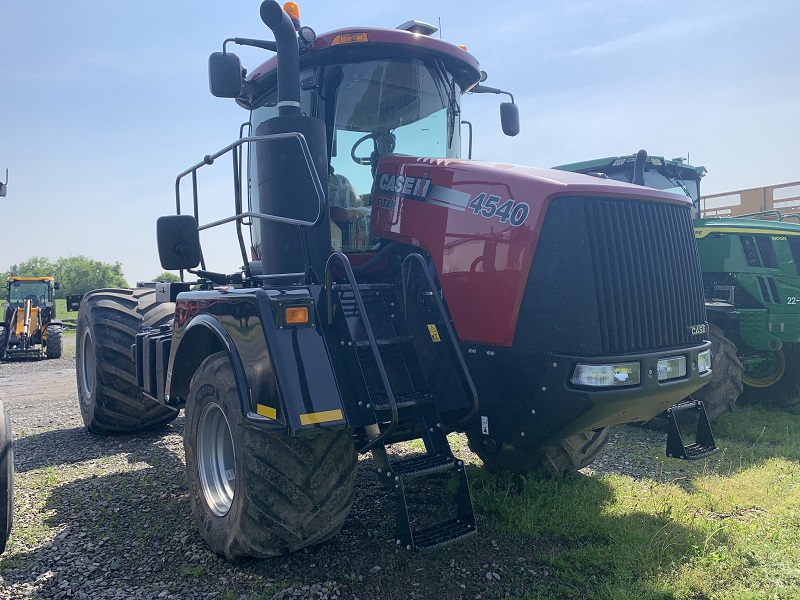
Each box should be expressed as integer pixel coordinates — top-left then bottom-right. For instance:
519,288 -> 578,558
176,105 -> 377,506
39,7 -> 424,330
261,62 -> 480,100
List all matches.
331,32 -> 369,45
459,45 -> 468,51
284,306 -> 309,325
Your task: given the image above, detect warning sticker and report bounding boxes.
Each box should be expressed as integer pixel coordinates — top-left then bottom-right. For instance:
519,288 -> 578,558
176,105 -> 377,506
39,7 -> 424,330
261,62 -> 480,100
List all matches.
427,324 -> 441,342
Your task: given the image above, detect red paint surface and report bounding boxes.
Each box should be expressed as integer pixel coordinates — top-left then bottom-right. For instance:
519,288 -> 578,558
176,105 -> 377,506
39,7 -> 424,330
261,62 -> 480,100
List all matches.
370,157 -> 691,346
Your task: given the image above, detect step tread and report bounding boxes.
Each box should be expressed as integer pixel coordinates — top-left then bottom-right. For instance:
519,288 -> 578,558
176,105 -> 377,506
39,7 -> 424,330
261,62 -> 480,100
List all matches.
371,391 -> 433,410
681,443 -> 719,460
332,283 -> 395,292
353,335 -> 412,348
411,518 -> 476,551
390,453 -> 455,478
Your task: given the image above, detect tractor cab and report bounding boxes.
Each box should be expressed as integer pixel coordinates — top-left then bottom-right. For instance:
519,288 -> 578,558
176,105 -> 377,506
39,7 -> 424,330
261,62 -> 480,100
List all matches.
554,154 -> 707,214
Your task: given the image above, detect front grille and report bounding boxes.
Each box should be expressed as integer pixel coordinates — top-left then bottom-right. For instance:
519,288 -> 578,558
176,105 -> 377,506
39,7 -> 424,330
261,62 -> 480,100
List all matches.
584,198 -> 705,352
516,196 -> 706,356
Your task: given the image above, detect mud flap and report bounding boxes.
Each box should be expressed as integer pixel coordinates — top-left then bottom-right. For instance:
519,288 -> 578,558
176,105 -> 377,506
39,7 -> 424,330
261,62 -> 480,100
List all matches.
665,398 -> 719,460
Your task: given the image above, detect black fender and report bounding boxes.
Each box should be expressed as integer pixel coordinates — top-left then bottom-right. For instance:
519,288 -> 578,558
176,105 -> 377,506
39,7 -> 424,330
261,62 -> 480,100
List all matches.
165,314 -> 270,426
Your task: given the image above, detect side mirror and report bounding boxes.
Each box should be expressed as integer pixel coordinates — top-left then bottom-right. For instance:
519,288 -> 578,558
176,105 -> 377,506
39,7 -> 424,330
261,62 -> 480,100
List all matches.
157,215 -> 201,271
500,102 -> 520,137
53,282 -> 60,290
209,52 -> 243,98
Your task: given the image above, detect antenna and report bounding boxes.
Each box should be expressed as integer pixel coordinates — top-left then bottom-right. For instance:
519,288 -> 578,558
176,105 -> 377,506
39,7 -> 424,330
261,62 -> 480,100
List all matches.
438,17 -> 442,39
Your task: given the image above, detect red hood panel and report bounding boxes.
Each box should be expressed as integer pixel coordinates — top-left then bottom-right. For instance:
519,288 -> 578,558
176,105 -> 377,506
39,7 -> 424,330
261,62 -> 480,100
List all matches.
371,157 -> 689,346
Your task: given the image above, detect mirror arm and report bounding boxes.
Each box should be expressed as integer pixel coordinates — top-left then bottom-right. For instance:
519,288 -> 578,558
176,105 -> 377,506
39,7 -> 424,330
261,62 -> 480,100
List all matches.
471,84 -> 515,104
224,37 -> 278,53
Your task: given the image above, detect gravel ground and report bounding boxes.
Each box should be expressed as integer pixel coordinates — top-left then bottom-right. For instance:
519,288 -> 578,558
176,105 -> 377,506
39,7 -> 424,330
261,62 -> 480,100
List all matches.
0,336 -> 696,599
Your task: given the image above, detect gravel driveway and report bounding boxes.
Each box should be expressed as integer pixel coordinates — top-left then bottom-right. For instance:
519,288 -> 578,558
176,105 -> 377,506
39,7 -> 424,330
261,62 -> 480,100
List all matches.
0,335 -> 687,599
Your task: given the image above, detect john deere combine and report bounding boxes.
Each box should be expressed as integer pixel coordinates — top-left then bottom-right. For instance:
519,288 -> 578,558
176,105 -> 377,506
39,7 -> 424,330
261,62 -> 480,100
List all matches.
1,276 -> 63,360
556,152 -> 800,411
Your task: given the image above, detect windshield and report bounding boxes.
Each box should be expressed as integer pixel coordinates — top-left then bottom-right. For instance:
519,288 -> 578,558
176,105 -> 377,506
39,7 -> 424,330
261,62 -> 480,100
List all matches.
8,280 -> 49,305
603,168 -> 700,202
247,57 -> 463,257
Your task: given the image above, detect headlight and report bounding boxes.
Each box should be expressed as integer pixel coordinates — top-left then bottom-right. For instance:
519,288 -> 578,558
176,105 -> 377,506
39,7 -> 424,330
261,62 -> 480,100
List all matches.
657,356 -> 687,382
571,362 -> 640,387
697,349 -> 712,374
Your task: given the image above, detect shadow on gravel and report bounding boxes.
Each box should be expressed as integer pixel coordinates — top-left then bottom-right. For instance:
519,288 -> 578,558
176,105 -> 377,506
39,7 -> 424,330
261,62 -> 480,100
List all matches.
13,421 -> 182,474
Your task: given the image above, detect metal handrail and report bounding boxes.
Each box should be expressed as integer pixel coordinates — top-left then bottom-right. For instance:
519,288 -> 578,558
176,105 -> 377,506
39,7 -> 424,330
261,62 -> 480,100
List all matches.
325,251 -> 399,451
174,133 -> 327,280
400,253 -> 479,427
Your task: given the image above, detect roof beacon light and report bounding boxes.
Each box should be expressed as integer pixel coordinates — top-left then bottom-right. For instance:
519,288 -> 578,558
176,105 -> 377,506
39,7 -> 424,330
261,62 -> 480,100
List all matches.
283,2 -> 300,29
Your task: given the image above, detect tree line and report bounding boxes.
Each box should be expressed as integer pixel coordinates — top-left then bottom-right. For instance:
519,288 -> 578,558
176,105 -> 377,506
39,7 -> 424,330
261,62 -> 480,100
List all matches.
1,256 -> 179,298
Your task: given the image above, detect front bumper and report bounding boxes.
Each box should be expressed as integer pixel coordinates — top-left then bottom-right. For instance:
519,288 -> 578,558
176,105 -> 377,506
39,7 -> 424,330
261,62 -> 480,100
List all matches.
468,341 -> 712,448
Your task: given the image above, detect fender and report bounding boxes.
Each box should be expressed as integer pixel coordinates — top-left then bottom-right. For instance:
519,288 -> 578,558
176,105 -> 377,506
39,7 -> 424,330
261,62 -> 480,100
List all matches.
165,288 -> 348,435
165,313 -> 276,427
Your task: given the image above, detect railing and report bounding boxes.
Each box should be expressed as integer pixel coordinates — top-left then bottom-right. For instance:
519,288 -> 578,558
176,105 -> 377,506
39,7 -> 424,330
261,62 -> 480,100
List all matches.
174,133 -> 326,276
699,181 -> 800,219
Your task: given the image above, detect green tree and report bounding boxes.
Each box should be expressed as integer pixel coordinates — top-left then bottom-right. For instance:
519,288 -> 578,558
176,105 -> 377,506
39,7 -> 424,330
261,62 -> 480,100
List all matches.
3,256 -> 55,278
54,256 -> 129,298
151,271 -> 181,283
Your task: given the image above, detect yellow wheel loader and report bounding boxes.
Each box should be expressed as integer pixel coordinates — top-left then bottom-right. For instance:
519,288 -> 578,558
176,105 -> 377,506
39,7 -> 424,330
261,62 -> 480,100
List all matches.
0,276 -> 62,360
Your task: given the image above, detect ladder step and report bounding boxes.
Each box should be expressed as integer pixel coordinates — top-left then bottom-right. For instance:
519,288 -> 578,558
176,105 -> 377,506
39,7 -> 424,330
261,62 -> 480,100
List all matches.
391,453 -> 455,478
353,335 -> 413,348
410,518 -> 476,551
332,283 -> 394,292
681,443 -> 718,461
371,392 -> 433,410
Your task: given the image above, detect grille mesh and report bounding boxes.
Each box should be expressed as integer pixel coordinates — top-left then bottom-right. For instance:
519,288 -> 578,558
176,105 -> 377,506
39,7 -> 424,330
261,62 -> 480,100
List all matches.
583,198 -> 706,353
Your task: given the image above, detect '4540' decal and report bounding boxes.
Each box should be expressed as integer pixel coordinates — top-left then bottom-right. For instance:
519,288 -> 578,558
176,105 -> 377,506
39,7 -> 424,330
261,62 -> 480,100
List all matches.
468,193 -> 530,226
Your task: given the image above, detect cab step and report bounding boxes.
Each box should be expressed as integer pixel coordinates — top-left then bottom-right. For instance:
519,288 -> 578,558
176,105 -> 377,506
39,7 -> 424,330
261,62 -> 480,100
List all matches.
666,398 -> 719,460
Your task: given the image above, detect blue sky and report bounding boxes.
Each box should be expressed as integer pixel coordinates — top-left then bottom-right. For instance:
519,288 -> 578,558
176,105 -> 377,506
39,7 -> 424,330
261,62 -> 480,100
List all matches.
1,0 -> 798,284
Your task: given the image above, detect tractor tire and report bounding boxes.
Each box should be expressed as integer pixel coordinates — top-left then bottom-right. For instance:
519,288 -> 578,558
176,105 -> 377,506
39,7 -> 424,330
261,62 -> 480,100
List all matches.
185,353 -> 357,559
76,288 -> 178,434
0,400 -> 13,554
45,324 -> 62,359
691,324 -> 743,422
0,327 -> 6,360
740,344 -> 800,407
467,427 -> 609,477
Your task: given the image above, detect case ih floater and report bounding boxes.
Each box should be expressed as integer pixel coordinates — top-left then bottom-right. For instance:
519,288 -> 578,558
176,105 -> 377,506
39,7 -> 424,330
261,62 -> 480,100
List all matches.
76,2 -> 718,558
1,276 -> 63,360
555,152 -> 800,414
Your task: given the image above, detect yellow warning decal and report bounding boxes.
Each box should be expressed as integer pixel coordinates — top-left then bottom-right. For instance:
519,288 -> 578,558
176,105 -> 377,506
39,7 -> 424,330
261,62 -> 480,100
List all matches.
299,409 -> 344,425
256,404 -> 277,419
427,324 -> 441,342
696,227 -> 800,239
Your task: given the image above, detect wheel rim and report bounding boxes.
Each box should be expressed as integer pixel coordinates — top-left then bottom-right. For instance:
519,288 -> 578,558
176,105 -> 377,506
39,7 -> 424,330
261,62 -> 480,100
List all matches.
197,402 -> 236,517
742,349 -> 785,388
79,329 -> 96,399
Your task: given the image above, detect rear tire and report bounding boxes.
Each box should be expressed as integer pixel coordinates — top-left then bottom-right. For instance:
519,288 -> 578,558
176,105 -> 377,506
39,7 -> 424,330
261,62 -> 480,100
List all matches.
45,324 -> 62,359
76,288 -> 178,433
468,428 -> 609,476
0,400 -> 13,554
185,353 -> 358,559
740,344 -> 800,407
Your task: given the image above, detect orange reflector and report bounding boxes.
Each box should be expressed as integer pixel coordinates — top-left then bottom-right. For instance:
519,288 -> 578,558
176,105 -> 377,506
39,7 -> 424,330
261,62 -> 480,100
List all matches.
459,45 -> 468,51
283,2 -> 300,21
331,32 -> 369,45
284,306 -> 309,325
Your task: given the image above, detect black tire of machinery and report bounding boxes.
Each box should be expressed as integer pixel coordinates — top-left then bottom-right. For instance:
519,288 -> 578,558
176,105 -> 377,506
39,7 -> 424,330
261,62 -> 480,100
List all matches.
466,427 -> 610,477
642,324 -> 743,431
76,288 -> 178,434
0,400 -> 13,554
45,324 -> 62,359
740,343 -> 800,407
0,327 -> 6,360
184,352 -> 358,560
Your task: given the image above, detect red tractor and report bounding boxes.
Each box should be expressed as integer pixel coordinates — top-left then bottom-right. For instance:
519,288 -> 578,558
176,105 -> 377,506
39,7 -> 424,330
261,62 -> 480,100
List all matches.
76,2 -> 718,558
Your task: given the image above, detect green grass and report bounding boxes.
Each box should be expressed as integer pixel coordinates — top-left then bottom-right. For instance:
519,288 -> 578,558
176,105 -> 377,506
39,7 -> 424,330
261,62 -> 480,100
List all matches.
55,298 -> 78,333
468,405 -> 800,599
